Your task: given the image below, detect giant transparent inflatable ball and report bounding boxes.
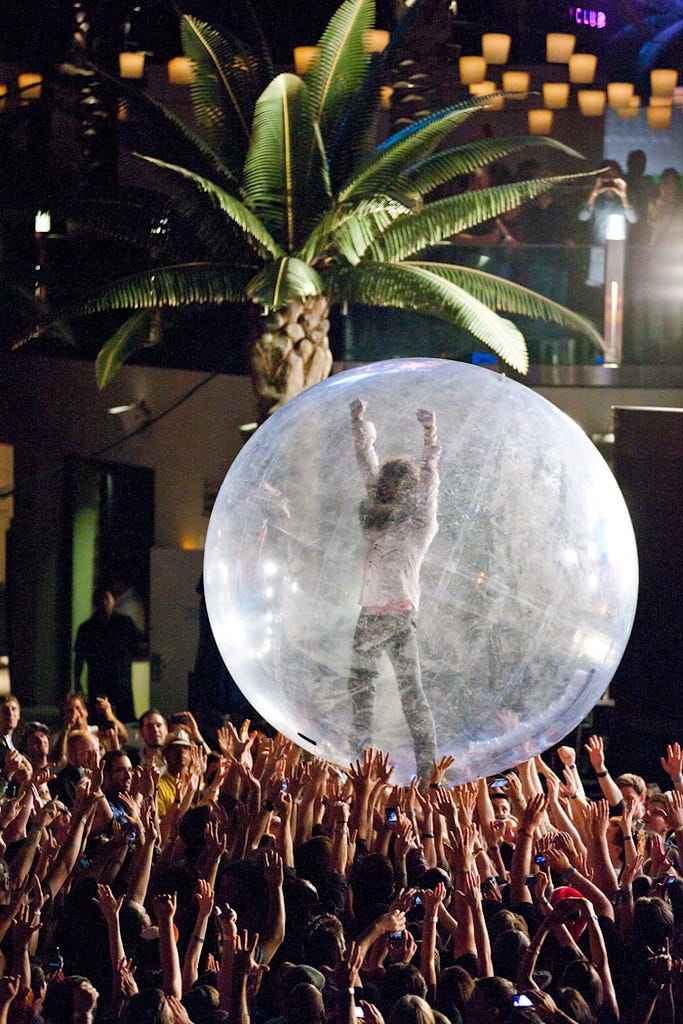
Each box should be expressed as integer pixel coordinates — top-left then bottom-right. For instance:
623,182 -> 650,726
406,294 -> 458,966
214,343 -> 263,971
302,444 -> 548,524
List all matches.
205,359 -> 638,784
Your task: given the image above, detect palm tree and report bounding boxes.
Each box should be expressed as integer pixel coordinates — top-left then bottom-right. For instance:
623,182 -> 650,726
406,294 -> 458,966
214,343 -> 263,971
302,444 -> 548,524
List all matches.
26,0 -> 602,418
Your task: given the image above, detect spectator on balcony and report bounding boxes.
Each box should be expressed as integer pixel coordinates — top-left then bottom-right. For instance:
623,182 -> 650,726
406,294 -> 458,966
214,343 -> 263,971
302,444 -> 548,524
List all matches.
578,162 -> 637,332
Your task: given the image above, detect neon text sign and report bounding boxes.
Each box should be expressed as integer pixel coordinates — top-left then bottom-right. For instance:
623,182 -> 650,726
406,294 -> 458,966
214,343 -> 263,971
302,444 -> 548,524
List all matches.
568,7 -> 607,27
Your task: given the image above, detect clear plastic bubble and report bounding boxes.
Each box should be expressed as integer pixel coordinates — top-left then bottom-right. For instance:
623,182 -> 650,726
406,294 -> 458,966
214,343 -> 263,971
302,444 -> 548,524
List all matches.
204,359 -> 638,784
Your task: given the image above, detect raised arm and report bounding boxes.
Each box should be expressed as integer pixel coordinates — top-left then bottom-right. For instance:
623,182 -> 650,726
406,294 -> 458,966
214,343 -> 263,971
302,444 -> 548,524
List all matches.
350,399 -> 379,493
415,408 -> 440,523
584,735 -> 623,807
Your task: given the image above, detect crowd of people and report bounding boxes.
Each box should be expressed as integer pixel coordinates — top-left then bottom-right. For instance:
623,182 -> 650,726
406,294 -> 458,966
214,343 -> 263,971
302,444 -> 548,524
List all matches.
451,151 -> 683,365
0,690 -> 681,1024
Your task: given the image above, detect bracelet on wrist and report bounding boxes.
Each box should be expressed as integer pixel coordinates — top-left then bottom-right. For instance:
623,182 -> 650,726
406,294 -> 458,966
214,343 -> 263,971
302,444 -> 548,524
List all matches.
568,763 -> 576,770
421,832 -> 435,839
517,828 -> 533,837
596,769 -> 608,778
191,934 -> 205,943
623,833 -> 635,842
429,782 -> 441,788
425,915 -> 438,923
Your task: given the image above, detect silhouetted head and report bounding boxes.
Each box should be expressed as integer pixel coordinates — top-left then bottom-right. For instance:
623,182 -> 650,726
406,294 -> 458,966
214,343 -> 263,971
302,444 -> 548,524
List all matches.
658,167 -> 683,199
93,586 -> 115,615
627,149 -> 646,177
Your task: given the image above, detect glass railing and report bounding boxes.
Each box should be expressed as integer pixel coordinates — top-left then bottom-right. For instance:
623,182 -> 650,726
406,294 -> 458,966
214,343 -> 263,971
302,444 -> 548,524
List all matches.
343,242 -> 683,368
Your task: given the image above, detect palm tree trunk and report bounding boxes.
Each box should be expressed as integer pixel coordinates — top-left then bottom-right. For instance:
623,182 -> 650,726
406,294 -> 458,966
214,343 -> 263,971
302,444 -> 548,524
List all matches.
250,295 -> 333,421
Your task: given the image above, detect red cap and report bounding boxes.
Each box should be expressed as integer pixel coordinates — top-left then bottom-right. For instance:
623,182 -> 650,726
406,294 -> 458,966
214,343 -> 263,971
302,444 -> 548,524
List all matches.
550,887 -> 587,939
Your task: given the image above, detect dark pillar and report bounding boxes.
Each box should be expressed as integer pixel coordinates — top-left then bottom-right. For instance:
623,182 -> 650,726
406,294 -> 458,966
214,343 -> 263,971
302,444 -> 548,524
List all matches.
607,406 -> 683,777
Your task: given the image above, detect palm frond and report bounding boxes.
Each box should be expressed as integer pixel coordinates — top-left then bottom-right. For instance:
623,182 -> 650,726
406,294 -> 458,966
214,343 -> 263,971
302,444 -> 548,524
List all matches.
246,258 -> 324,309
95,311 -> 155,388
298,195 -> 411,264
181,16 -> 263,176
326,0 -> 429,188
8,289 -> 74,351
326,55 -> 382,193
405,261 -> 605,349
305,0 -> 374,148
225,0 -> 275,87
365,171 -> 597,262
49,198 -> 177,253
135,154 -> 283,260
85,60 -> 236,191
338,95 -> 500,201
403,135 -> 583,198
333,261 -> 528,372
242,74 -> 329,251
79,263 -> 252,314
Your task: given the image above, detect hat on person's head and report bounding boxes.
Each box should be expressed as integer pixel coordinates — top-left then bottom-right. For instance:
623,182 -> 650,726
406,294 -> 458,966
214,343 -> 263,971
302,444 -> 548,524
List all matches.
550,886 -> 587,940
282,964 -> 326,993
163,728 -> 192,750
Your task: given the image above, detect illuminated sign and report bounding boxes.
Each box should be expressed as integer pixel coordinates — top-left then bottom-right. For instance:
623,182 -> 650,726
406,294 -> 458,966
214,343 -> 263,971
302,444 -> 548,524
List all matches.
568,7 -> 607,28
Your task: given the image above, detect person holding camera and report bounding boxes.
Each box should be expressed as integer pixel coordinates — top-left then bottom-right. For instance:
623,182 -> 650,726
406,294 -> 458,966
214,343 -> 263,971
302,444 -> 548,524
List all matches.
578,161 -> 637,330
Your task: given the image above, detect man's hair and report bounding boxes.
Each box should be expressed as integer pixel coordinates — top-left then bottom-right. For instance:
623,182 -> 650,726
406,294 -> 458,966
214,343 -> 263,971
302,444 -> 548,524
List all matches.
66,729 -> 93,753
0,695 -> 19,709
61,692 -> 86,712
102,748 -> 128,773
616,773 -> 646,797
138,708 -> 166,728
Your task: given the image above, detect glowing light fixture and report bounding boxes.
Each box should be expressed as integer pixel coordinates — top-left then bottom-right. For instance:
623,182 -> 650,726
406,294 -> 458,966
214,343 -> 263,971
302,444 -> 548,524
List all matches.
119,52 -> 145,79
380,85 -> 394,109
34,210 -> 51,233
542,82 -> 570,108
469,81 -> 504,109
459,56 -> 487,85
502,70 -> 529,95
168,56 -> 194,85
482,33 -> 511,64
364,29 -> 390,52
617,96 -> 641,119
18,72 -> 42,101
546,33 -> 576,63
528,108 -> 553,134
569,53 -> 597,84
607,82 -> 634,109
647,104 -> 671,129
293,46 -> 318,75
650,69 -> 677,97
578,89 -> 606,115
